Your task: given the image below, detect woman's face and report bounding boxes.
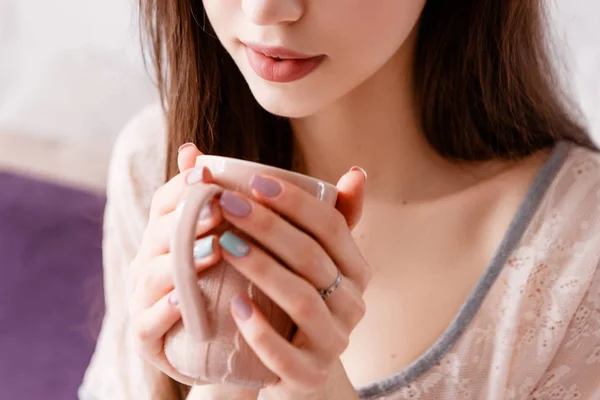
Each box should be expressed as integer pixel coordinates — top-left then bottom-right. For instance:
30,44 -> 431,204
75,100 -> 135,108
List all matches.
204,0 -> 427,118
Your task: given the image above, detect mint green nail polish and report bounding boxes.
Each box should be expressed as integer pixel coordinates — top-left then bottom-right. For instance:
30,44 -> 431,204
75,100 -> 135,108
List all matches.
193,236 -> 214,260
219,231 -> 250,257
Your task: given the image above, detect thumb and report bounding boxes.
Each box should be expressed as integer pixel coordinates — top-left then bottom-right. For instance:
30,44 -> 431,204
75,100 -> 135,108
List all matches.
177,142 -> 203,173
335,166 -> 367,230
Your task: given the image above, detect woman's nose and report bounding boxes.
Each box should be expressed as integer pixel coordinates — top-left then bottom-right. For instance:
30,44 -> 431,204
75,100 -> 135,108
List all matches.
241,0 -> 304,26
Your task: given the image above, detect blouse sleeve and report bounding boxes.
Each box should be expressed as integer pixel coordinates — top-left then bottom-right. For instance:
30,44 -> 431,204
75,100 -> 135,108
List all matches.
528,261 -> 600,399
77,104 -> 180,400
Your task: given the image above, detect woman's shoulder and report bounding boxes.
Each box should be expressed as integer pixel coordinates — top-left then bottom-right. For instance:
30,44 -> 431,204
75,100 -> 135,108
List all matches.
523,140 -> 600,263
544,141 -> 600,216
109,102 -> 167,181
509,141 -> 600,397
562,140 -> 600,181
564,139 -> 600,172
106,103 -> 167,215
511,140 -> 600,349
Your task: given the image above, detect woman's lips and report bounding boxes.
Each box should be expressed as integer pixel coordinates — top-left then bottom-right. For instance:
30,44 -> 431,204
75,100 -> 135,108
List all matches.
244,44 -> 325,83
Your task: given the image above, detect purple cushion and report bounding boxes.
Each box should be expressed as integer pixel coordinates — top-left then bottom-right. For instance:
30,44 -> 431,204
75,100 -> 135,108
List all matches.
0,171 -> 106,400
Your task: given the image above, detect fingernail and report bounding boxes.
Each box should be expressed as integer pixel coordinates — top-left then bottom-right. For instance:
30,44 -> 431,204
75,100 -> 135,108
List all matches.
232,296 -> 253,320
193,236 -> 214,260
250,175 -> 282,198
219,231 -> 250,257
186,167 -> 206,185
219,191 -> 251,218
178,142 -> 196,153
350,166 -> 368,180
175,200 -> 184,217
198,199 -> 213,220
169,292 -> 179,306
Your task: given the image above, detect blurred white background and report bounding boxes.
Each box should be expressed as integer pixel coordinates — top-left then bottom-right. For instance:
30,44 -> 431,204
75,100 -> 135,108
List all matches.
0,0 -> 157,190
0,0 -> 598,191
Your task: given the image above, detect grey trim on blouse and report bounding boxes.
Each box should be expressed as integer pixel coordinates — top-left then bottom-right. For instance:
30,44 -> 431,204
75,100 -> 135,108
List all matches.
356,141 -> 572,399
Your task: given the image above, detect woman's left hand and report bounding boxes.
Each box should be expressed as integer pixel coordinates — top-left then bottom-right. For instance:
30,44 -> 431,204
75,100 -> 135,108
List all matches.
216,167 -> 371,400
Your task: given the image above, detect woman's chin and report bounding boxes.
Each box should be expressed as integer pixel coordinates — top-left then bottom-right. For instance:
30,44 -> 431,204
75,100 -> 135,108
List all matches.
243,79 -> 330,119
250,92 -> 321,119
260,103 -> 316,119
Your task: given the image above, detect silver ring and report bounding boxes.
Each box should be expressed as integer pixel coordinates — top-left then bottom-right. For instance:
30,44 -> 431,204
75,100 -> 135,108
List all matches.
318,269 -> 342,301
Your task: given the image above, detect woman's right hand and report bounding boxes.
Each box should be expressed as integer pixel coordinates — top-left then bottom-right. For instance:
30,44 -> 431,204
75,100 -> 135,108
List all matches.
126,142 -> 224,386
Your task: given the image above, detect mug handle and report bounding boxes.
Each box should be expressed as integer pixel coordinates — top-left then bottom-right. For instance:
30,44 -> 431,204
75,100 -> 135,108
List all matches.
171,183 -> 224,341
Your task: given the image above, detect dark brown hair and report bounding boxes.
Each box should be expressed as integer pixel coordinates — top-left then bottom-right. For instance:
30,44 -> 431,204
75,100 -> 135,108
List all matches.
139,0 -> 594,397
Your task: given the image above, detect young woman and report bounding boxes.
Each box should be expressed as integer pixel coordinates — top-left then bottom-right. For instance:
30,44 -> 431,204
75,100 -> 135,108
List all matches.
79,1 -> 600,399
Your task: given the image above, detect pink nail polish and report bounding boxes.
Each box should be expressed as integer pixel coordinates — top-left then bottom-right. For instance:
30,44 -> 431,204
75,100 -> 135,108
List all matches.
169,292 -> 179,306
198,199 -> 213,220
178,142 -> 196,153
350,166 -> 368,180
186,167 -> 206,185
219,191 -> 252,218
250,175 -> 282,198
232,296 -> 253,320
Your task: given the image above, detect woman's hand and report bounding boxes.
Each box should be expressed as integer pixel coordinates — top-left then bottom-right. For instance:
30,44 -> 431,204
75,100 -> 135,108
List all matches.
217,167 -> 371,399
126,143 -> 225,386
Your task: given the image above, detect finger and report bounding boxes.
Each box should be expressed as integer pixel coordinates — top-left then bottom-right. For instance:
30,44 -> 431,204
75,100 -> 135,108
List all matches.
150,166 -> 215,218
139,204 -> 222,260
217,192 -> 364,329
218,190 -> 337,291
131,290 -> 181,357
177,142 -> 203,173
134,236 -> 221,310
230,295 -> 328,390
130,291 -> 206,387
218,231 -> 345,361
246,175 -> 371,292
335,167 -> 367,230
325,282 -> 366,332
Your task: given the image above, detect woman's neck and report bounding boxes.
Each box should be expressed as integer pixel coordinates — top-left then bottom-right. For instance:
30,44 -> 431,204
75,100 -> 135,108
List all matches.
290,36 -> 469,203
290,40 -> 517,205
